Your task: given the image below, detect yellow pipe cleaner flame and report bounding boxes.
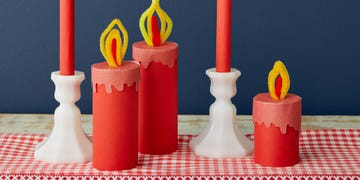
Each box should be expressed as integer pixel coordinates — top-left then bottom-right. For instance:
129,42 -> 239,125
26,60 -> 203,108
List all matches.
100,19 -> 128,67
139,0 -> 173,46
268,60 -> 291,100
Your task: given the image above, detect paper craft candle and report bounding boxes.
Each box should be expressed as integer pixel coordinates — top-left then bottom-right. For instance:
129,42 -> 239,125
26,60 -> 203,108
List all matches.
60,0 -> 75,75
252,61 -> 302,167
133,0 -> 178,154
92,19 -> 140,170
216,0 -> 231,72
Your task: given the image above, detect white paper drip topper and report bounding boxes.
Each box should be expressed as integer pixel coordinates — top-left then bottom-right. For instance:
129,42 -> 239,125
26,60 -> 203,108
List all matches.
253,93 -> 302,134
92,61 -> 140,93
132,41 -> 178,69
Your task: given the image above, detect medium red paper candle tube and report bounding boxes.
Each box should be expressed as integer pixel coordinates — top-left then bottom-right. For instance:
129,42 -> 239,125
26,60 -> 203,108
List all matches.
133,41 -> 178,155
252,93 -> 302,167
92,61 -> 140,170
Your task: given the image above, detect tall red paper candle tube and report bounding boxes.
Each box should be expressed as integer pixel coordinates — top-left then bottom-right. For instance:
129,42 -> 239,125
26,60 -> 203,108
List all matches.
216,0 -> 231,72
92,61 -> 140,170
133,41 -> 178,155
60,0 -> 75,75
253,93 -> 302,167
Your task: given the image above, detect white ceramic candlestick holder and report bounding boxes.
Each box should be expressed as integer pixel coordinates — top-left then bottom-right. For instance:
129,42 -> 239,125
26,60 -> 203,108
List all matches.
190,68 -> 253,158
34,71 -> 92,163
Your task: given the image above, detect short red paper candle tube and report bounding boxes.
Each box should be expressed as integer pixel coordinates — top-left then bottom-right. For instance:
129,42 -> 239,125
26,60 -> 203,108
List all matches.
253,93 -> 302,167
92,61 -> 140,170
59,0 -> 75,75
133,41 -> 178,155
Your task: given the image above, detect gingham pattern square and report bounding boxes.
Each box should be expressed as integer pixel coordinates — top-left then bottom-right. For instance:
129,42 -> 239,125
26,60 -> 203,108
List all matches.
0,130 -> 359,180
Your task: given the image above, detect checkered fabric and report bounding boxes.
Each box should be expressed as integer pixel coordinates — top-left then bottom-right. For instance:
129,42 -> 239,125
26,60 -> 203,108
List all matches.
0,130 -> 359,180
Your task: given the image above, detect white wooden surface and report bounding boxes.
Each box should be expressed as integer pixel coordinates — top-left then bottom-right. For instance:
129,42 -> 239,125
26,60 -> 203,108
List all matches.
0,114 -> 359,135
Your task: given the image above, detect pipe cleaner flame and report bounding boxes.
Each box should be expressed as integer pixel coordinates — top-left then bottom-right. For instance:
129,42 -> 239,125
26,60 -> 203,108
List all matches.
139,0 -> 173,47
100,19 -> 128,67
268,60 -> 290,100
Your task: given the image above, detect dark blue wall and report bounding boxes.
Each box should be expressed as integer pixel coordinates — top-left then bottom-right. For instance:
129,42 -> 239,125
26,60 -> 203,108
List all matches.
0,0 -> 359,115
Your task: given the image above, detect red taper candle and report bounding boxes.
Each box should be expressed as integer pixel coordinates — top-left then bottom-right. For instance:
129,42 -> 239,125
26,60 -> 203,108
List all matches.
216,0 -> 231,72
60,0 -> 75,75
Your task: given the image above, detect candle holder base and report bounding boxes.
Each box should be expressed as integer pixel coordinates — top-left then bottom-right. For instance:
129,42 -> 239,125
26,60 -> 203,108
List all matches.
190,68 -> 253,158
34,71 -> 92,163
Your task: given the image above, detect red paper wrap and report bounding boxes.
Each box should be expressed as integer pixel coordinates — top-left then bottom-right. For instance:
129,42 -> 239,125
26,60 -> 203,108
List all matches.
92,61 -> 140,170
133,41 -> 178,155
252,93 -> 302,167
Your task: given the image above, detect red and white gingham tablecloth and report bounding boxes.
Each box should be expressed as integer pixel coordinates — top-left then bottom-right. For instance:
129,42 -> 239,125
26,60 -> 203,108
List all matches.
0,129 -> 359,180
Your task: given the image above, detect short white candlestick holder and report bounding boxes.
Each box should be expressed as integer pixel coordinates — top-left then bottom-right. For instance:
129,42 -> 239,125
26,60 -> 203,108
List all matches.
190,68 -> 253,158
34,71 -> 92,163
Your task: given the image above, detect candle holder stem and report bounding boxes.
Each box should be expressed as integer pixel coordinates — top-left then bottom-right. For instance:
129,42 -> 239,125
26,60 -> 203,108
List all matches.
34,71 -> 92,163
190,68 -> 253,158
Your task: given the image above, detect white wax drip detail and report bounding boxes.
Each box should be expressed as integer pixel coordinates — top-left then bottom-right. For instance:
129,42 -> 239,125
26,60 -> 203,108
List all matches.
252,93 -> 302,134
139,56 -> 177,69
91,61 -> 140,94
256,122 -> 296,134
34,71 -> 92,163
190,68 -> 254,158
132,41 -> 178,69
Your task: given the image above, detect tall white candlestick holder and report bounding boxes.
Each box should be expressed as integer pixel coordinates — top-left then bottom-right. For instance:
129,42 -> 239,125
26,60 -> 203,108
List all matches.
190,68 -> 253,158
34,71 -> 92,163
